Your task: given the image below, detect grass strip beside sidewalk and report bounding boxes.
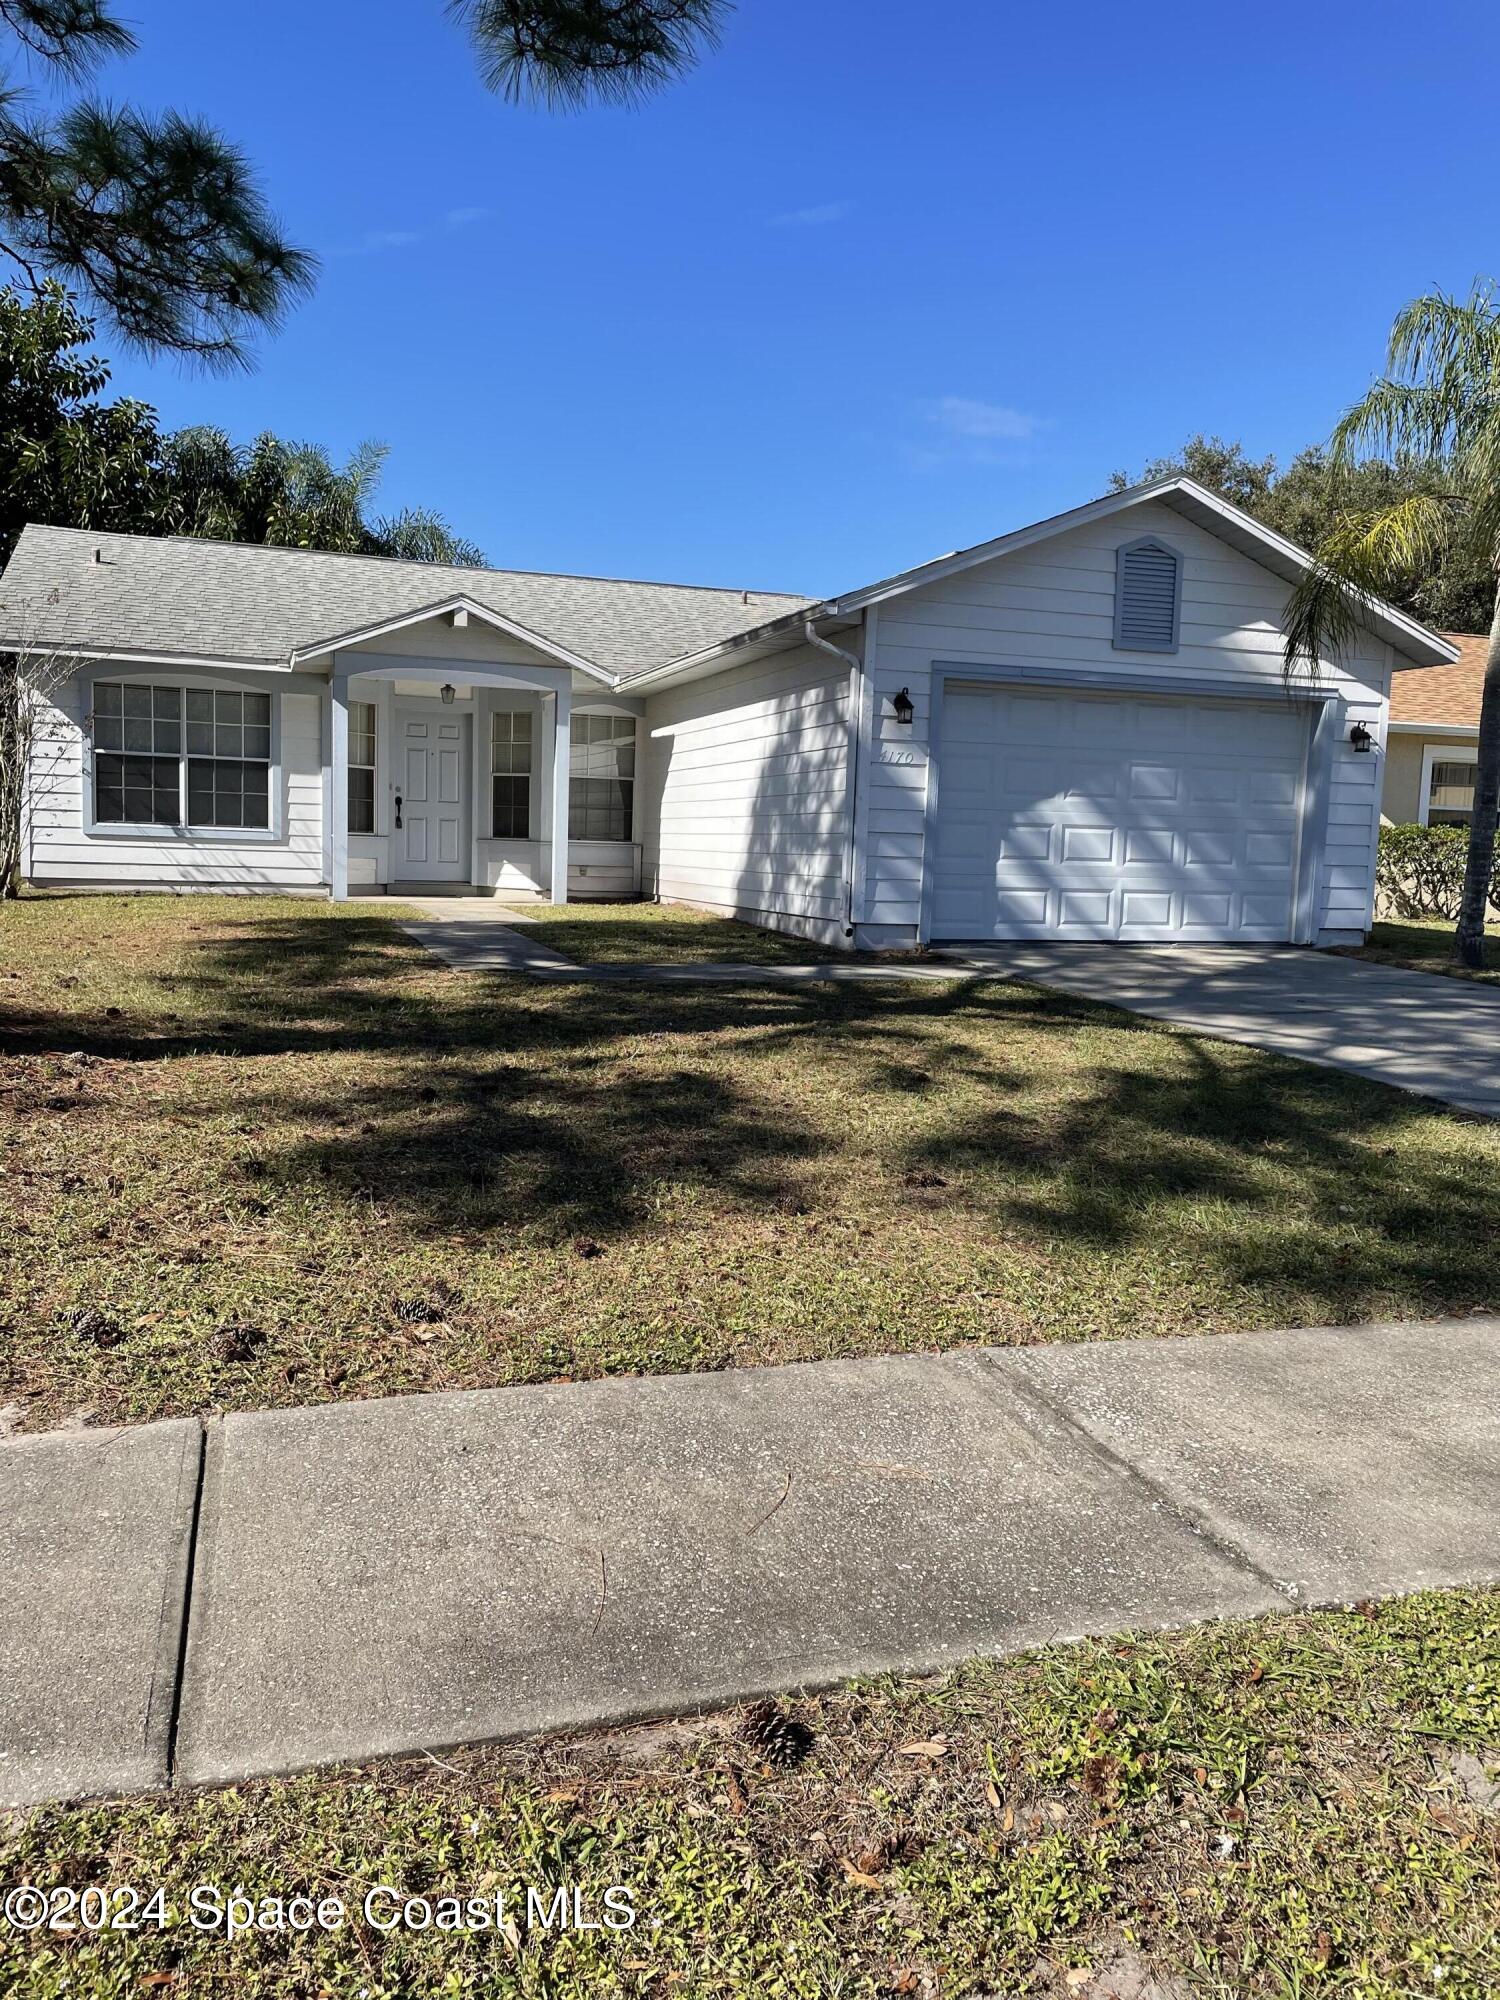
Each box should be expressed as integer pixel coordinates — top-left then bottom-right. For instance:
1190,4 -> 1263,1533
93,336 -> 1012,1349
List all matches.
3,1591 -> 1498,1998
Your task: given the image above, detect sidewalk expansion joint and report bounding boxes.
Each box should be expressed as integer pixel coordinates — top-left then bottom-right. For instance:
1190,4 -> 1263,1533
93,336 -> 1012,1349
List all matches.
162,1418 -> 210,1786
975,1354 -> 1298,1603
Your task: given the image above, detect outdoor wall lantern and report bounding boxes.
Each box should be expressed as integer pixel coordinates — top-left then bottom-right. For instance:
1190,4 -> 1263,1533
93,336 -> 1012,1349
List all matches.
1349,720 -> 1374,753
892,686 -> 915,725
440,683 -> 456,706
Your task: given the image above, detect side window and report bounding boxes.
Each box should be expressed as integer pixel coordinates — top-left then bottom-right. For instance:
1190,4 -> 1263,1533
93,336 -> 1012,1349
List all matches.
492,710 -> 533,839
348,701 -> 377,834
1113,537 -> 1182,653
569,714 -> 636,841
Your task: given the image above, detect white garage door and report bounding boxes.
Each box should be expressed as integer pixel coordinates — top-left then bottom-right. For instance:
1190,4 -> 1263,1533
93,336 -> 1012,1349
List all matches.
932,683 -> 1308,942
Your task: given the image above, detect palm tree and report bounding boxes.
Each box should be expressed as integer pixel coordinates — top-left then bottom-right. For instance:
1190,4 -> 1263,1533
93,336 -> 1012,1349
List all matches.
151,428 -> 485,566
1284,285 -> 1500,969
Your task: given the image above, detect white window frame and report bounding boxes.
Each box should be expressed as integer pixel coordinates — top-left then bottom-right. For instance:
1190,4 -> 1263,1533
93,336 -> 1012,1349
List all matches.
568,706 -> 639,844
347,699 -> 378,835
80,666 -> 284,843
1418,742 -> 1480,827
490,706 -> 535,841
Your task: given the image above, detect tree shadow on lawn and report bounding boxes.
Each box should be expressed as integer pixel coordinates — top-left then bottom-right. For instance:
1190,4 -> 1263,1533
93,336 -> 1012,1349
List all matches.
6,910 -> 1497,1324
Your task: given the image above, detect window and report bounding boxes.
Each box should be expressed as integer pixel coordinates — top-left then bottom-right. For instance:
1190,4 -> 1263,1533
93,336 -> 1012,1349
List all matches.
491,709 -> 532,839
93,683 -> 182,825
93,683 -> 272,831
349,701 -> 377,834
569,713 -> 636,842
1426,756 -> 1479,827
1114,536 -> 1182,653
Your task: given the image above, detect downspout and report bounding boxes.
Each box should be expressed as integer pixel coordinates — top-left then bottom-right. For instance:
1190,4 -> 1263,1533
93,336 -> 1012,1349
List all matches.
803,617 -> 863,940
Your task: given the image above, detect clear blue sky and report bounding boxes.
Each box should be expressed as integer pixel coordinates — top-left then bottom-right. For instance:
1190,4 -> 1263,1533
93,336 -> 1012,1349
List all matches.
98,0 -> 1498,595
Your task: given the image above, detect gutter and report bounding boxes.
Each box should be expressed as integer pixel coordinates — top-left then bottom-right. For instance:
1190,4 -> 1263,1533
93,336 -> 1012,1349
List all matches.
803,618 -> 864,940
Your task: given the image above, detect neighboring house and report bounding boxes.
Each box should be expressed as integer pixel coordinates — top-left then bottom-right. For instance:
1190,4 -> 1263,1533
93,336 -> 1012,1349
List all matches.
1383,633 -> 1489,827
0,476 -> 1457,949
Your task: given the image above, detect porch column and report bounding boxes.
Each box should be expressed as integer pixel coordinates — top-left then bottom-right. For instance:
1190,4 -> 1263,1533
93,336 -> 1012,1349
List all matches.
550,684 -> 570,904
329,670 -> 350,901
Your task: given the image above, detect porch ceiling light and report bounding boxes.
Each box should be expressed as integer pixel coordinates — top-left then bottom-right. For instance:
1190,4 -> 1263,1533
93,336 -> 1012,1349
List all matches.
892,686 -> 915,725
440,683 -> 456,706
1349,720 -> 1373,753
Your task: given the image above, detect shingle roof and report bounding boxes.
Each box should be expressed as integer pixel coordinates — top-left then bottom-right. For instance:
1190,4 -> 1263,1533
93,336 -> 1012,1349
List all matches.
1391,632 -> 1487,726
0,525 -> 812,679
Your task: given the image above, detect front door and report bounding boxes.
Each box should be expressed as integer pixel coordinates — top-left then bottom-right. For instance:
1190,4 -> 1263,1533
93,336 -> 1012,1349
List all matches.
394,704 -> 471,882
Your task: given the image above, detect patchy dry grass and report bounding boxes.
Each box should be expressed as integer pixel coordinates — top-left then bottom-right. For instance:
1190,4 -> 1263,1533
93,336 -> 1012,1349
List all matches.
3,893 -> 1499,1432
1342,918 -> 1500,984
519,901 -> 817,965
3,1590 -> 1497,1997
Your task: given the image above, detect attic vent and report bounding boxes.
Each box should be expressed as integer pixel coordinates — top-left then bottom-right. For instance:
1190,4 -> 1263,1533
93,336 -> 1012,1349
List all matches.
1113,536 -> 1181,653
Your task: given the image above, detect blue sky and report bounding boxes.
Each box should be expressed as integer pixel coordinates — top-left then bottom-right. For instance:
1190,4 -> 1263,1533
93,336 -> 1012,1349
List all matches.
91,0 -> 1500,594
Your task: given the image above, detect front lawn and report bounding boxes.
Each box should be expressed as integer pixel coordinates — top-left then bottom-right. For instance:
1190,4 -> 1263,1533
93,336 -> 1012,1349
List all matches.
2,893 -> 1499,1432
519,900 -> 818,965
4,1590 -> 1496,1997
1343,917 -> 1500,983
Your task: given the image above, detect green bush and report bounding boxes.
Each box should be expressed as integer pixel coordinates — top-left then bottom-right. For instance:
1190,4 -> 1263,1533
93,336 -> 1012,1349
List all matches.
1377,822 -> 1500,920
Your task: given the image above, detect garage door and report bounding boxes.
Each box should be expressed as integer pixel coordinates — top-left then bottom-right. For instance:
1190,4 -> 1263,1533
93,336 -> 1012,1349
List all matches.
932,683 -> 1308,942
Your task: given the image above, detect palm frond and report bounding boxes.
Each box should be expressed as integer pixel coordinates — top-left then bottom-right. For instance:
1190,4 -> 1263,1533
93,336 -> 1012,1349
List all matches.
1283,494 -> 1454,676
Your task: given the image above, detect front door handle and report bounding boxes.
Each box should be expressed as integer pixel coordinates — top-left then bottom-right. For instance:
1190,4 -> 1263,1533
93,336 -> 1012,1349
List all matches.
394,792 -> 403,830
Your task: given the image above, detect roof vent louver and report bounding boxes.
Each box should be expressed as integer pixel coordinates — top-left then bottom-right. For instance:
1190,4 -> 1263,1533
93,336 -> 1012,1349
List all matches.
1114,536 -> 1181,653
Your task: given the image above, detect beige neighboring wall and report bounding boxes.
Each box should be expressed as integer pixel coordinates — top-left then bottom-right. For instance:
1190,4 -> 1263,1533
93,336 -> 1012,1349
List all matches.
1384,632 -> 1486,825
1382,730 -> 1476,824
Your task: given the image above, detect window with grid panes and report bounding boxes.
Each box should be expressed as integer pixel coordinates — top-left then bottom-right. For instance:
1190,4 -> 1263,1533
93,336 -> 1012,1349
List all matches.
491,709 -> 532,838
348,701 -> 377,833
92,683 -> 272,829
568,713 -> 635,841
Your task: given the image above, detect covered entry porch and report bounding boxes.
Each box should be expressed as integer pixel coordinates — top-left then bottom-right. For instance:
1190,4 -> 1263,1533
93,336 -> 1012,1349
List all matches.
322,645 -> 642,903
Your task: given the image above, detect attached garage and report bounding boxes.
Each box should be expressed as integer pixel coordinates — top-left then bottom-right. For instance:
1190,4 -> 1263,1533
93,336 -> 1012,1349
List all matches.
931,681 -> 1310,942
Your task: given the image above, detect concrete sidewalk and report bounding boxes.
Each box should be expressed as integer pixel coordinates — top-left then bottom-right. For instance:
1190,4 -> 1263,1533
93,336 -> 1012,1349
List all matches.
2,1317 -> 1497,1807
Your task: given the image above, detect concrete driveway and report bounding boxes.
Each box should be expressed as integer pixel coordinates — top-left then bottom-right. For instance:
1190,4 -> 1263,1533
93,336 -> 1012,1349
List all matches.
935,942 -> 1500,1117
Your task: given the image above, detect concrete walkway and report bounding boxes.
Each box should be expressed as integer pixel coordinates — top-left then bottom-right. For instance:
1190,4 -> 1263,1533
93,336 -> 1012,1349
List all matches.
2,1316 -> 1496,1807
936,942 -> 1500,1118
397,903 -> 956,983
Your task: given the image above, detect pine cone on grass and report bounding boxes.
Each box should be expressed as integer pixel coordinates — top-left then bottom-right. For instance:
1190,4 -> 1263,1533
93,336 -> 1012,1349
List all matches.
69,1306 -> 125,1349
739,1698 -> 814,1769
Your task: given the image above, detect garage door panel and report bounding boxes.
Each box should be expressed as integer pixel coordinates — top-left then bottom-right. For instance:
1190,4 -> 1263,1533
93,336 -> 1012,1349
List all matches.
998,823 -> 1053,860
1060,825 -> 1115,862
934,682 -> 1306,942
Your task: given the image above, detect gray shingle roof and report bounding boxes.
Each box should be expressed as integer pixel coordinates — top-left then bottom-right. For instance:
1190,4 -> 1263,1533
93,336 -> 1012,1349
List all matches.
0,525 -> 812,680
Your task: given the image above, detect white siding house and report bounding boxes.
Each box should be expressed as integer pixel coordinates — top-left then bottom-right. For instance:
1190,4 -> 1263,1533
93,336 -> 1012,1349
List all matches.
1,478 -> 1455,949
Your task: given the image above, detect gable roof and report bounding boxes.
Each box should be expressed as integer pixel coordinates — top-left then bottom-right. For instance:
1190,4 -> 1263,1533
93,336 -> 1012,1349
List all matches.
1391,633 -> 1486,728
0,478 -> 1458,689
0,525 -> 811,679
619,477 -> 1461,690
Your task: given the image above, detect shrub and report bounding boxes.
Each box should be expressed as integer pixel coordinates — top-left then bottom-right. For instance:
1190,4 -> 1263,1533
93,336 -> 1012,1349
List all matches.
1377,822 -> 1500,920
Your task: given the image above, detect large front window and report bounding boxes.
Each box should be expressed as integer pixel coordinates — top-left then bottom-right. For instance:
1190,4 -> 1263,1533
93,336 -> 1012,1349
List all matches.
569,713 -> 635,842
93,683 -> 271,830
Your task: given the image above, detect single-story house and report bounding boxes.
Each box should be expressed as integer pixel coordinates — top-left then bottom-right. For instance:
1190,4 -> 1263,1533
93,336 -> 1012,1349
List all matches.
1383,633 -> 1490,827
0,476 -> 1458,949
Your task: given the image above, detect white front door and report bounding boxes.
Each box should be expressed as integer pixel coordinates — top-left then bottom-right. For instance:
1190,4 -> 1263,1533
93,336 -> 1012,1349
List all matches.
394,704 -> 471,882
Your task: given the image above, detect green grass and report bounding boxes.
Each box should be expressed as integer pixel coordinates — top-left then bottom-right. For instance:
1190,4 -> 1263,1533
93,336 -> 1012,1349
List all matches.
1342,918 -> 1500,984
519,901 -> 819,965
3,893 -> 1499,1432
3,1591 -> 1496,1997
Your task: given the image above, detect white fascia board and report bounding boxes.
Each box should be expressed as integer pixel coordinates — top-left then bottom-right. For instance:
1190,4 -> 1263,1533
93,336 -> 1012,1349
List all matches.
620,475 -> 1459,693
291,595 -> 617,685
1388,720 -> 1480,736
4,642 -> 291,672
